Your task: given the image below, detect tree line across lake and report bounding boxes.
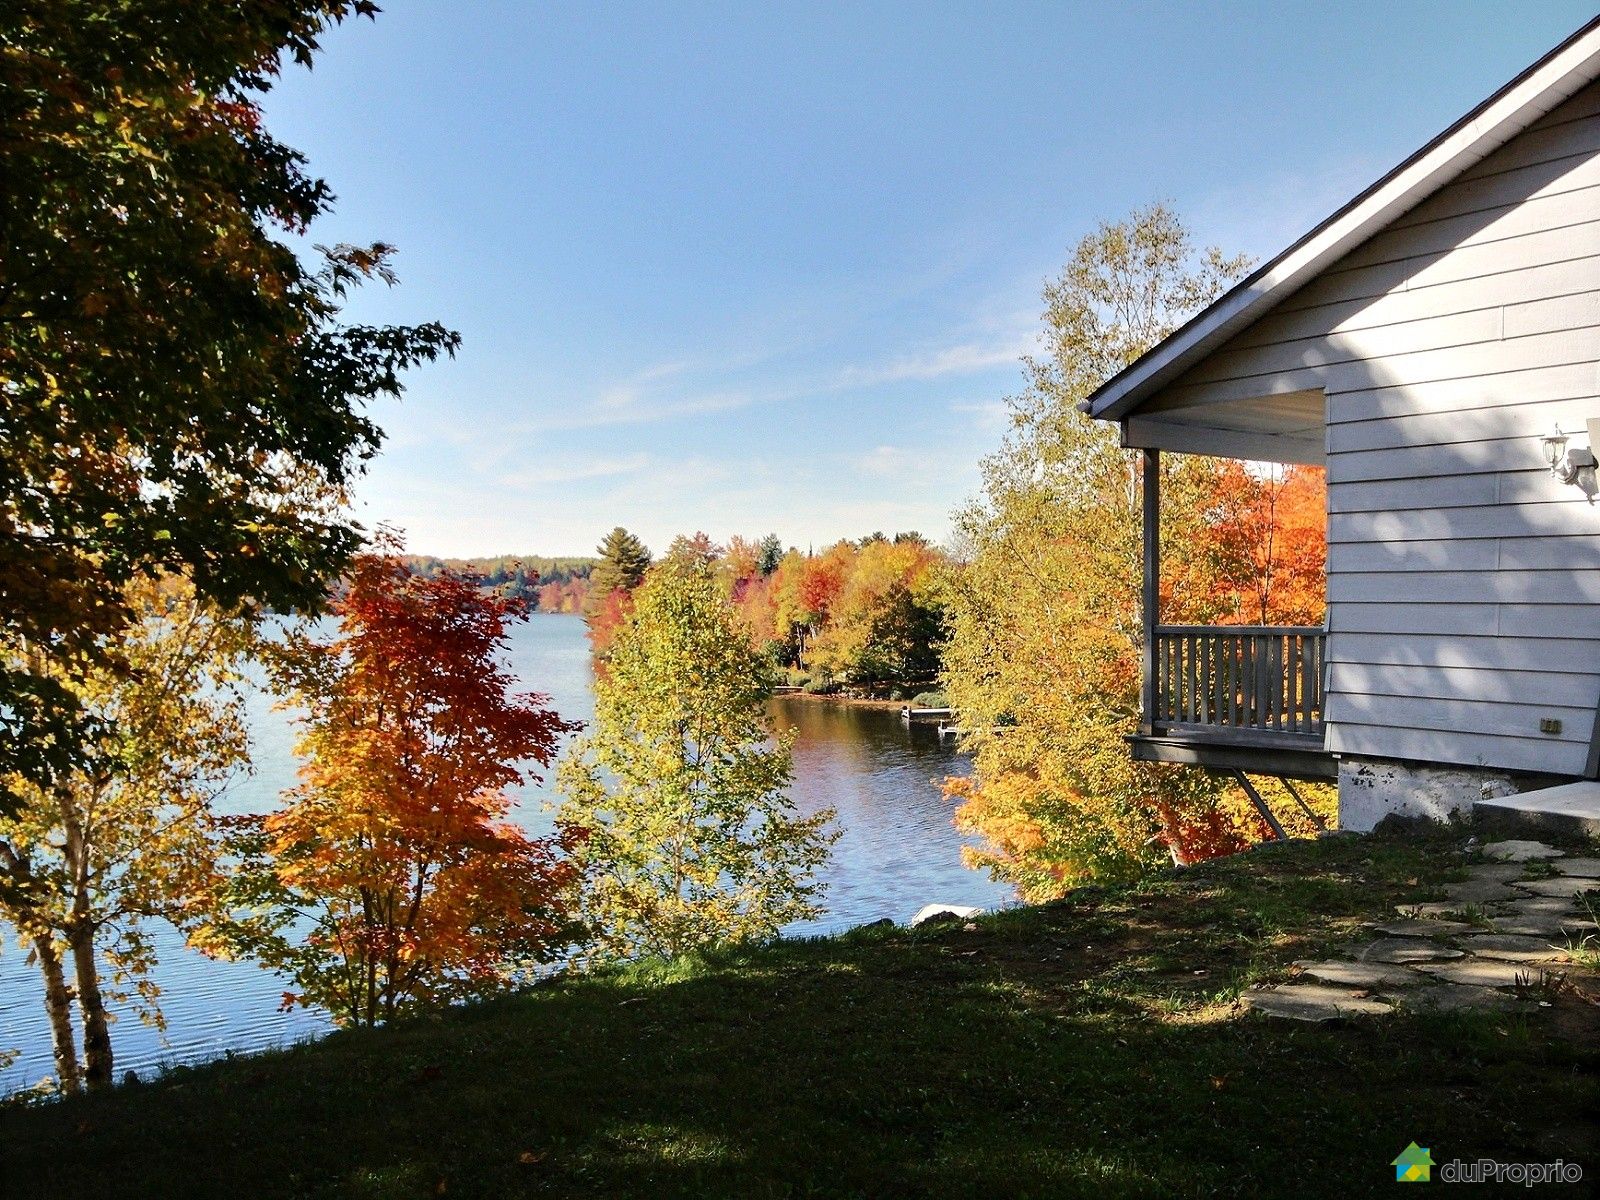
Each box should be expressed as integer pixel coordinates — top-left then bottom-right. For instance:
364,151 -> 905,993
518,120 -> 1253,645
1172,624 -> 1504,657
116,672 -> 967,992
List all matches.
401,555 -> 598,613
587,528 -> 951,701
400,526 -> 959,702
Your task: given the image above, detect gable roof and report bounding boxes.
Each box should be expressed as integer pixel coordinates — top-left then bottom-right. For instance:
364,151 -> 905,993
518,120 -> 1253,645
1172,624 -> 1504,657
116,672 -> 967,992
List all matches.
1084,16 -> 1600,423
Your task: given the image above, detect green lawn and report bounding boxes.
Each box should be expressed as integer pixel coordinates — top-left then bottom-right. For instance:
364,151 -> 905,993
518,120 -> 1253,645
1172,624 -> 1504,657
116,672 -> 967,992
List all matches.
4,828 -> 1596,1199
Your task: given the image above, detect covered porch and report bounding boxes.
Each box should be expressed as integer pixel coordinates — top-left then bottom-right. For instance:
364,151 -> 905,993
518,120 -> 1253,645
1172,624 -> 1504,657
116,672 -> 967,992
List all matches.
1130,388 -> 1334,781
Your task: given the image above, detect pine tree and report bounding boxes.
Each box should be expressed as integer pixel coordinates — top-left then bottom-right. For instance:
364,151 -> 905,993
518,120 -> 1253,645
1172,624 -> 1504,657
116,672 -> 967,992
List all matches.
586,527 -> 652,610
756,534 -> 784,576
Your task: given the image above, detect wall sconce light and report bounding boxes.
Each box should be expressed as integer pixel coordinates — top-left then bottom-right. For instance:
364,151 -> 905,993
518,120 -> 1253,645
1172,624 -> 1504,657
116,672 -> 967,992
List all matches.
1542,423 -> 1598,499
1541,425 -> 1568,469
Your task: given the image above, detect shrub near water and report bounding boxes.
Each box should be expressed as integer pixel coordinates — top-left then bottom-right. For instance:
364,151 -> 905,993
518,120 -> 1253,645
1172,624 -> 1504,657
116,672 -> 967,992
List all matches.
557,556 -> 837,961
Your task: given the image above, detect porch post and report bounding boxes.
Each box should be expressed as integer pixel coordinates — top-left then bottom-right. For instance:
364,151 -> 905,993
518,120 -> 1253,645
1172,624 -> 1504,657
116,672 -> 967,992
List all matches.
1141,448 -> 1159,736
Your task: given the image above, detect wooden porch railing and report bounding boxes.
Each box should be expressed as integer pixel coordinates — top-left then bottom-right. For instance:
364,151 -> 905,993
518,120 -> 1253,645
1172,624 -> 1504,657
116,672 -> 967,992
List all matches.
1149,625 -> 1325,739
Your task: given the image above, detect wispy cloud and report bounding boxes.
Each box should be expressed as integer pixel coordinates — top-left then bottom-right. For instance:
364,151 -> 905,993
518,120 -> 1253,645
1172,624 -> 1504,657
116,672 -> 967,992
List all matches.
540,390 -> 752,430
594,359 -> 695,411
854,445 -> 916,477
503,320 -> 1033,439
950,399 -> 1011,435
530,356 -> 762,430
834,334 -> 1033,389
497,453 -> 649,488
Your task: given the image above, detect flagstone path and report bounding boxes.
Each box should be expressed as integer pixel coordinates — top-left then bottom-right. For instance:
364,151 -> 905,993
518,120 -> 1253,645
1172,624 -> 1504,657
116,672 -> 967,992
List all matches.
1243,839 -> 1599,1022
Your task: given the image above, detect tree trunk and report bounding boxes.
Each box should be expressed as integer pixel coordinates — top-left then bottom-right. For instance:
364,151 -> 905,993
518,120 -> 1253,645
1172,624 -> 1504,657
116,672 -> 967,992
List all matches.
67,923 -> 113,1089
33,933 -> 82,1095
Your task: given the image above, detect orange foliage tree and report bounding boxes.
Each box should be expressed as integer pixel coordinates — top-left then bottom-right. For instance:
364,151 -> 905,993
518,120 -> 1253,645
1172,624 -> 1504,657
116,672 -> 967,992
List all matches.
942,205 -> 1334,895
798,551 -> 847,623
585,585 -> 635,670
210,543 -> 581,1026
724,536 -> 947,693
1182,463 -> 1327,626
732,573 -> 780,646
805,537 -> 946,692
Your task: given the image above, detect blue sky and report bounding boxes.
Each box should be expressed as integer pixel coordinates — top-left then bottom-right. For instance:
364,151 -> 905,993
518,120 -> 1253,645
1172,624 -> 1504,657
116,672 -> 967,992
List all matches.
262,1 -> 1597,557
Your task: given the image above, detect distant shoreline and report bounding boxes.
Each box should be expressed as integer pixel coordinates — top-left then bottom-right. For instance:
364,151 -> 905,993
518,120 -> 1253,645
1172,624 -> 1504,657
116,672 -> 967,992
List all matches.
771,692 -> 917,711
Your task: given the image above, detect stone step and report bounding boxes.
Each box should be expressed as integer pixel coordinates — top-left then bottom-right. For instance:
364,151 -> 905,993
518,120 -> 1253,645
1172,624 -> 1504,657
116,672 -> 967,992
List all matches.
1554,856 -> 1600,879
1503,895 -> 1592,916
1350,938 -> 1465,964
1364,918 -> 1477,938
1293,959 -> 1423,988
1390,984 -> 1525,1013
1481,839 -> 1564,862
1451,933 -> 1571,963
1416,958 -> 1555,989
1489,912 -> 1598,938
1243,984 -> 1394,1022
1475,781 -> 1600,838
1515,877 -> 1600,900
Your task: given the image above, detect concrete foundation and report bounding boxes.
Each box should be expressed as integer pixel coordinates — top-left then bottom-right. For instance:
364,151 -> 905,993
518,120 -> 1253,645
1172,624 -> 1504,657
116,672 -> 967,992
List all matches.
1337,757 -> 1518,832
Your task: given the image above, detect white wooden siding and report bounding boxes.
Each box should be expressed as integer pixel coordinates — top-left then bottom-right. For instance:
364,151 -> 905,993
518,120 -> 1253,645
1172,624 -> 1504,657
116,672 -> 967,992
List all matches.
1147,80 -> 1600,777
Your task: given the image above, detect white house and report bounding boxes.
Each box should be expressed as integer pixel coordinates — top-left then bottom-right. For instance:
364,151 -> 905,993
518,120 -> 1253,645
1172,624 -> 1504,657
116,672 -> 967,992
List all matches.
1084,17 -> 1600,834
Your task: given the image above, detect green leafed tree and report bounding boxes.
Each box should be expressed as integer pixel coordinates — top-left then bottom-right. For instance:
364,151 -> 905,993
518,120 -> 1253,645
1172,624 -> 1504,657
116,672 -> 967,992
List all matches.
586,527 -> 652,609
855,582 -> 946,690
556,560 -> 837,960
0,2 -> 457,815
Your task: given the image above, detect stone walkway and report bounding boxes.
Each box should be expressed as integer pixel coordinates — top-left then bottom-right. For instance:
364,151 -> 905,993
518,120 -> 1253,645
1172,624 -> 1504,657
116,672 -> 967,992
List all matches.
1244,839 -> 1600,1022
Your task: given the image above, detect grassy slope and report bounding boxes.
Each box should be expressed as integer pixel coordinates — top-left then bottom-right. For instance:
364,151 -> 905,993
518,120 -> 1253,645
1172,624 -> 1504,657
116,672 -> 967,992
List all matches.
4,830 -> 1596,1200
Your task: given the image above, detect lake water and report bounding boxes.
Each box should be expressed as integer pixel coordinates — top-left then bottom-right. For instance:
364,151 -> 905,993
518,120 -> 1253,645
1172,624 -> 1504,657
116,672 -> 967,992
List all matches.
0,614 -> 1012,1095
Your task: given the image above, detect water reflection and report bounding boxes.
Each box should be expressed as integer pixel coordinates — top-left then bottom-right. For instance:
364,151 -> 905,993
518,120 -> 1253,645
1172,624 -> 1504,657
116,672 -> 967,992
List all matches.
0,616 -> 1011,1093
774,697 -> 1008,936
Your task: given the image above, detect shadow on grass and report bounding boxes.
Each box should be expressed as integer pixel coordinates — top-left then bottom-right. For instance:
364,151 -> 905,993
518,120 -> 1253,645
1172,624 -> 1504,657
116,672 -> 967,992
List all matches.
3,834 -> 1595,1199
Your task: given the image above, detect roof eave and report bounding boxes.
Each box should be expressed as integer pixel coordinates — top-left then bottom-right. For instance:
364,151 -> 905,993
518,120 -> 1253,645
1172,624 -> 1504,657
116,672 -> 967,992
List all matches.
1084,16 -> 1600,423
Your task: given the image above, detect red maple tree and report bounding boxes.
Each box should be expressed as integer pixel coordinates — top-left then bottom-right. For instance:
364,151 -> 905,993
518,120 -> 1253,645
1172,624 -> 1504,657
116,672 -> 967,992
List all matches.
225,540 -> 582,1026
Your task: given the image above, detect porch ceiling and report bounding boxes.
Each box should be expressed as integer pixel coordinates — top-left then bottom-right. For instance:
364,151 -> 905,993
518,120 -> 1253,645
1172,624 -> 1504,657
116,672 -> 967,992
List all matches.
1122,388 -> 1324,465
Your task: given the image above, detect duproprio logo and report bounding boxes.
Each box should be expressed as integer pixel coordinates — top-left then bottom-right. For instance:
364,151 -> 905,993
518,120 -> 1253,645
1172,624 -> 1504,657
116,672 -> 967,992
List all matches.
1393,1143 -> 1435,1183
